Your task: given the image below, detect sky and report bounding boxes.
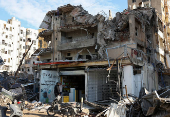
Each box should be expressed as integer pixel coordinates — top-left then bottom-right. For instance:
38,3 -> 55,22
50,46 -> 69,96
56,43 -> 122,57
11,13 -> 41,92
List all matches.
0,0 -> 127,30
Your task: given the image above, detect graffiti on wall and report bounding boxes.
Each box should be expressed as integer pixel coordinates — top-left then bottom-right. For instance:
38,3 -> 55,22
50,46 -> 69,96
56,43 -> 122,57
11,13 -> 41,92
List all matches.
40,70 -> 59,103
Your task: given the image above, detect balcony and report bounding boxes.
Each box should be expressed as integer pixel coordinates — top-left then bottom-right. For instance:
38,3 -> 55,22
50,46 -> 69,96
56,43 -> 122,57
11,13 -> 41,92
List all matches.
57,38 -> 96,51
32,47 -> 52,56
38,30 -> 53,41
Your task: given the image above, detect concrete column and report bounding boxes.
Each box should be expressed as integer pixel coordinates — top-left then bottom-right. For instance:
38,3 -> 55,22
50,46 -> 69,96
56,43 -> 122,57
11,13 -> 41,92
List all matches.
122,65 -> 134,96
129,14 -> 135,41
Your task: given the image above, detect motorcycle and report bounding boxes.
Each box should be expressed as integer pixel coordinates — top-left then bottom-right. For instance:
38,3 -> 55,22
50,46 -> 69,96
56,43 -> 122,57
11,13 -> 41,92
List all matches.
47,95 -> 80,117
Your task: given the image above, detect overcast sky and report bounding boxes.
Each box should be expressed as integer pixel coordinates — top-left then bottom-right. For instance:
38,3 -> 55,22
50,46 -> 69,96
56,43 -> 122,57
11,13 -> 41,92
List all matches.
0,0 -> 127,29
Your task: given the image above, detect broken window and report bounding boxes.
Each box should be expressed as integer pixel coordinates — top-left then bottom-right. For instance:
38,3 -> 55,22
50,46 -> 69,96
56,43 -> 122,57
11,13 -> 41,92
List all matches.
27,38 -> 31,42
86,55 -> 92,60
65,57 -> 72,60
132,0 -> 136,3
135,27 -> 138,36
78,55 -> 83,59
67,53 -> 71,56
39,40 -> 42,48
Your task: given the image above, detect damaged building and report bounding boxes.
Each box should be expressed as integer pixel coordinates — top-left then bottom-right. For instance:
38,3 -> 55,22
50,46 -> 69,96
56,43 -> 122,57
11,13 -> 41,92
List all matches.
33,4 -> 170,103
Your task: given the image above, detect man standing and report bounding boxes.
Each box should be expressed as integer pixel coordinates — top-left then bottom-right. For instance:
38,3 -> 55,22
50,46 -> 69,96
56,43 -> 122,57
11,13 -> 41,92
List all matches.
54,82 -> 60,97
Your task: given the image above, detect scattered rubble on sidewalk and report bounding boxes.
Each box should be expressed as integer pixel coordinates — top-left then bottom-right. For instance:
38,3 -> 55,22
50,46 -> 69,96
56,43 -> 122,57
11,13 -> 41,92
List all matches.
25,100 -> 50,112
83,87 -> 170,117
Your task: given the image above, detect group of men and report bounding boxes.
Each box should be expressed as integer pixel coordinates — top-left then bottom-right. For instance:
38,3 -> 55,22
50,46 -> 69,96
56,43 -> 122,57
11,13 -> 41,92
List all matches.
54,82 -> 63,97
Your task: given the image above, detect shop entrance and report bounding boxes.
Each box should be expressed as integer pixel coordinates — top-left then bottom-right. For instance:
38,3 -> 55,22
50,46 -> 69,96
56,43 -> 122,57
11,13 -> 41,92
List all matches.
61,75 -> 85,102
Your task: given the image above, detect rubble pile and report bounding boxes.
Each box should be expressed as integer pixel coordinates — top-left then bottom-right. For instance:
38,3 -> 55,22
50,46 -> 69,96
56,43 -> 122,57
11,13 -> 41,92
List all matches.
0,93 -> 11,107
92,88 -> 170,117
97,7 -> 158,59
25,100 -> 50,112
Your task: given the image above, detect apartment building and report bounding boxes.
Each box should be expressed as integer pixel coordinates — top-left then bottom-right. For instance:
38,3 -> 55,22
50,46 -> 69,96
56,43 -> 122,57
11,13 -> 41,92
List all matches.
128,0 -> 170,66
32,4 -> 170,103
0,17 -> 38,74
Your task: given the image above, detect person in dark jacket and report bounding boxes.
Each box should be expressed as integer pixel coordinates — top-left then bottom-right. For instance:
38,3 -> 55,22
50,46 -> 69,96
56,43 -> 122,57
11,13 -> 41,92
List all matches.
54,82 -> 60,97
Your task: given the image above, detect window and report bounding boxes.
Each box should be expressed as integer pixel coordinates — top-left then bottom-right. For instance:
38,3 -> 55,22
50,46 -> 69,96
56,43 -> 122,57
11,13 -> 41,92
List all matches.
21,30 -> 23,34
86,55 -> 92,60
132,0 -> 136,2
23,46 -> 25,49
8,50 -> 10,54
20,38 -> 22,41
4,59 -> 6,62
22,68 -> 24,71
23,39 -> 25,42
27,38 -> 31,42
8,58 -> 10,63
2,40 -> 5,45
33,40 -> 36,45
10,27 -> 12,31
6,35 -> 8,38
135,27 -> 138,36
67,53 -> 71,56
33,47 -> 36,51
27,68 -> 30,72
8,44 -> 11,47
5,43 -> 7,46
4,24 -> 6,29
6,27 -> 8,31
39,40 -> 42,48
9,35 -> 12,39
65,57 -> 72,60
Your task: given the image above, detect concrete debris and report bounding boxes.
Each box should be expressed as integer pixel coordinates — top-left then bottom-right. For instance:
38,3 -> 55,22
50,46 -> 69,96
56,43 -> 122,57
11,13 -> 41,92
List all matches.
97,8 -> 158,59
104,103 -> 126,117
90,88 -> 170,117
25,100 -> 50,112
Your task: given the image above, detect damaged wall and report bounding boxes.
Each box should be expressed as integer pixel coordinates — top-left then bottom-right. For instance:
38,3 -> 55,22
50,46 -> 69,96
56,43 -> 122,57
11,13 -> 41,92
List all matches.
40,70 -> 59,103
